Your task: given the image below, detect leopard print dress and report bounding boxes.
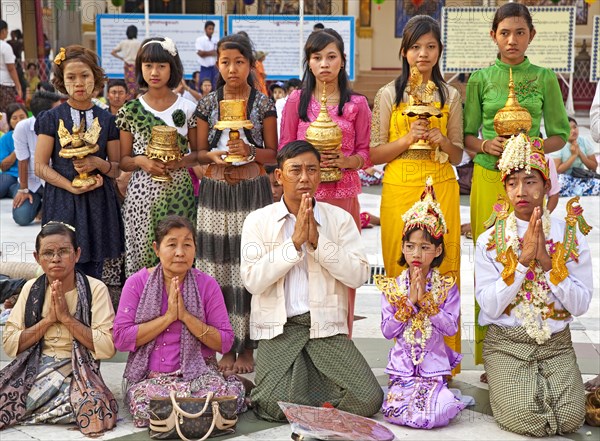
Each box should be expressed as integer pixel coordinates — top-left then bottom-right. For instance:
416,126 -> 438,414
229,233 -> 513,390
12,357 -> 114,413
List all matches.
116,96 -> 197,277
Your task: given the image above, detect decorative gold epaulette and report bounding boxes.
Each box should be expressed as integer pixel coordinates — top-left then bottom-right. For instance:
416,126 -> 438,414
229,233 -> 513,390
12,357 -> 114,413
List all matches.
418,274 -> 454,315
548,197 -> 592,285
374,274 -> 414,323
497,247 -> 518,286
483,194 -> 511,229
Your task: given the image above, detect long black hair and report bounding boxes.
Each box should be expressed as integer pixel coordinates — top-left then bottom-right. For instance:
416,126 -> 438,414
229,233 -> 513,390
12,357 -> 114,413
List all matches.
215,34 -> 257,90
298,28 -> 353,122
394,15 -> 447,108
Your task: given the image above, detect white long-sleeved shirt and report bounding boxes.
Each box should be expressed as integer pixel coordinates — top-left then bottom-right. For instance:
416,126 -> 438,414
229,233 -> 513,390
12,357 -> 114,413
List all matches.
475,215 -> 592,334
241,199 -> 369,340
278,198 -> 324,318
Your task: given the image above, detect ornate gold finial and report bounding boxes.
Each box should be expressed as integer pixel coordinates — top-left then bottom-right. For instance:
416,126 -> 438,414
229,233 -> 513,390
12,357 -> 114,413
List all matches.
406,65 -> 438,108
493,67 -> 532,137
304,82 -> 343,182
402,65 -> 444,158
57,117 -> 102,187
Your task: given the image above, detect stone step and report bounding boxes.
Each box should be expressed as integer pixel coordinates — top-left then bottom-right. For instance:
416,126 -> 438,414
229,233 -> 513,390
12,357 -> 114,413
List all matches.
353,70 -> 400,105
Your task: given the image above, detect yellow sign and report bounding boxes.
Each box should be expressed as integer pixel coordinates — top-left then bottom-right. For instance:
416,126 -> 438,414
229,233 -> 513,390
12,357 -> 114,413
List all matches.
441,6 -> 575,73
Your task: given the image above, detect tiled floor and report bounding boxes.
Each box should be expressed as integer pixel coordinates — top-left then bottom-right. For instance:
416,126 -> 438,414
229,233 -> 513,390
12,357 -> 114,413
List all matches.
0,191 -> 598,440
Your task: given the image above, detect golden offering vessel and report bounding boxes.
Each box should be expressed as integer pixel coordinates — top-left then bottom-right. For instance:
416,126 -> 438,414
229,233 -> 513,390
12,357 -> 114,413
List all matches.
214,99 -> 254,163
493,68 -> 532,137
304,83 -> 342,182
402,65 -> 442,150
402,65 -> 442,151
146,125 -> 181,182
58,118 -> 101,187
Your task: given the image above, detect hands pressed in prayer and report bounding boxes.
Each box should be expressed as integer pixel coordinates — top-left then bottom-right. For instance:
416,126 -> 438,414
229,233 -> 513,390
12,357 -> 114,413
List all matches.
51,280 -> 72,324
292,193 -> 319,252
535,215 -> 552,272
409,267 -> 426,305
166,276 -> 189,323
519,207 -> 541,267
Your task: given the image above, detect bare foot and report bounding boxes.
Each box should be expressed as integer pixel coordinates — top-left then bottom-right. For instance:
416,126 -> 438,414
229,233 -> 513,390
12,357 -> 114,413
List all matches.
480,372 -> 488,384
218,351 -> 236,373
585,374 -> 600,392
233,349 -> 254,374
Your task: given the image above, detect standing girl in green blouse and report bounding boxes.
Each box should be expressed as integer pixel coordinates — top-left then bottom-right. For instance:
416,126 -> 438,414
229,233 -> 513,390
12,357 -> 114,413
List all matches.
463,2 -> 570,367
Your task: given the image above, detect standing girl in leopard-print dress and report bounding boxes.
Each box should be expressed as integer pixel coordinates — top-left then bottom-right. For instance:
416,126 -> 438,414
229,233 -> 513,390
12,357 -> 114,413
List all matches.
117,37 -> 198,277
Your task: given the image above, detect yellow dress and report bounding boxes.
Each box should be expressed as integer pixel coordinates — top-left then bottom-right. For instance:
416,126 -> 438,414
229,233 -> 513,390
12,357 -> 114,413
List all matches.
371,81 -> 463,372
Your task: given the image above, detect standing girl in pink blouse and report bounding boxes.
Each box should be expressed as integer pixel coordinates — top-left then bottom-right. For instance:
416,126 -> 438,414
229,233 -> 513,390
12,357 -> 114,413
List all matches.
279,29 -> 371,337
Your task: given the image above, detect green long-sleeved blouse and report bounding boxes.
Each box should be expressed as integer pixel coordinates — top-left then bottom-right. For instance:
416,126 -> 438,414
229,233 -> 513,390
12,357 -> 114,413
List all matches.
464,57 -> 570,171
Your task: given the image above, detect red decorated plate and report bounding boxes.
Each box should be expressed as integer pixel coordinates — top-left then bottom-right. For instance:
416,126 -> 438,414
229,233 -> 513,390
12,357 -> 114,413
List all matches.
278,402 -> 395,441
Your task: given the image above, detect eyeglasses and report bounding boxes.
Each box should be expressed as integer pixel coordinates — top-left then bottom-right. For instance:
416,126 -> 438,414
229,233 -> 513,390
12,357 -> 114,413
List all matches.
40,248 -> 74,261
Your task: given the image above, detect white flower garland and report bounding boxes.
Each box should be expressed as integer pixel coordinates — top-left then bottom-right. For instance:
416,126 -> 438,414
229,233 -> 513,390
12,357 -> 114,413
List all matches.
504,210 -> 553,344
498,133 -> 531,176
397,268 -> 443,365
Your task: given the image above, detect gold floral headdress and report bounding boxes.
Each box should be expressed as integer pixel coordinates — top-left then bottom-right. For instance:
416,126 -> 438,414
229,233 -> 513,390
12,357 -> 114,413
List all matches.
54,47 -> 66,65
402,176 -> 447,239
498,133 -> 548,182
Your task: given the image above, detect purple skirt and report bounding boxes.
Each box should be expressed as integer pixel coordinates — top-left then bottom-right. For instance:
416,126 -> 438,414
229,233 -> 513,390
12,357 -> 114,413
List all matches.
382,375 -> 465,429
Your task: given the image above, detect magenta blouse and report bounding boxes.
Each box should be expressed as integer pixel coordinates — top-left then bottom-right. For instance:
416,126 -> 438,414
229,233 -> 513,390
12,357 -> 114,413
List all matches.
278,90 -> 372,200
381,280 -> 462,378
113,268 -> 235,374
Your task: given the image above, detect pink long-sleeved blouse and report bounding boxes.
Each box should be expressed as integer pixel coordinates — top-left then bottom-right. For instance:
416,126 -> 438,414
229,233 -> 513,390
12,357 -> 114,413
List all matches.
279,90 -> 372,200
113,268 -> 234,374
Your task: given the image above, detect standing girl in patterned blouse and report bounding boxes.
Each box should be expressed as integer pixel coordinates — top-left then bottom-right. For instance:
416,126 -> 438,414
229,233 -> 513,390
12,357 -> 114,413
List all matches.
376,177 -> 464,429
34,45 -> 123,288
195,34 -> 277,374
279,28 -> 371,338
117,37 -> 198,278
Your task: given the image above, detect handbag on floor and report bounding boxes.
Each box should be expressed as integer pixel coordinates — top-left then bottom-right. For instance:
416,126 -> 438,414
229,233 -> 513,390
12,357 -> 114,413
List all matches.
149,391 -> 238,441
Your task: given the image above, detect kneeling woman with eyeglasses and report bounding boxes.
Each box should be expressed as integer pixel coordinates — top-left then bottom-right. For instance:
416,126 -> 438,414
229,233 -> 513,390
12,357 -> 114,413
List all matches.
0,221 -> 118,436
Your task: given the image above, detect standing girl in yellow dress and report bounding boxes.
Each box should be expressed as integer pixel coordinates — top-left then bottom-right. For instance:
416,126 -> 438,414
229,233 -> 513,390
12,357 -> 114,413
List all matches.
370,15 -> 463,369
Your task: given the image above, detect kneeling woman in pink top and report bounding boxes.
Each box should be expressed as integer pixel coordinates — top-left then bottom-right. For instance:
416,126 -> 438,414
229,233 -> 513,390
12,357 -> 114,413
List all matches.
113,215 -> 246,428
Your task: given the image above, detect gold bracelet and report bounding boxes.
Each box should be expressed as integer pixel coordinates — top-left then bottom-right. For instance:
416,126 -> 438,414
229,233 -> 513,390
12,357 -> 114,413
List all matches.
354,155 -> 364,170
480,140 -> 489,154
196,327 -> 210,340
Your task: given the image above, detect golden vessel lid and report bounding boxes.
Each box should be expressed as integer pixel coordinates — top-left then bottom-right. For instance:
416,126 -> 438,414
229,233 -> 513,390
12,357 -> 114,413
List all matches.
214,99 -> 254,131
493,68 -> 532,137
148,125 -> 178,149
304,84 -> 342,149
